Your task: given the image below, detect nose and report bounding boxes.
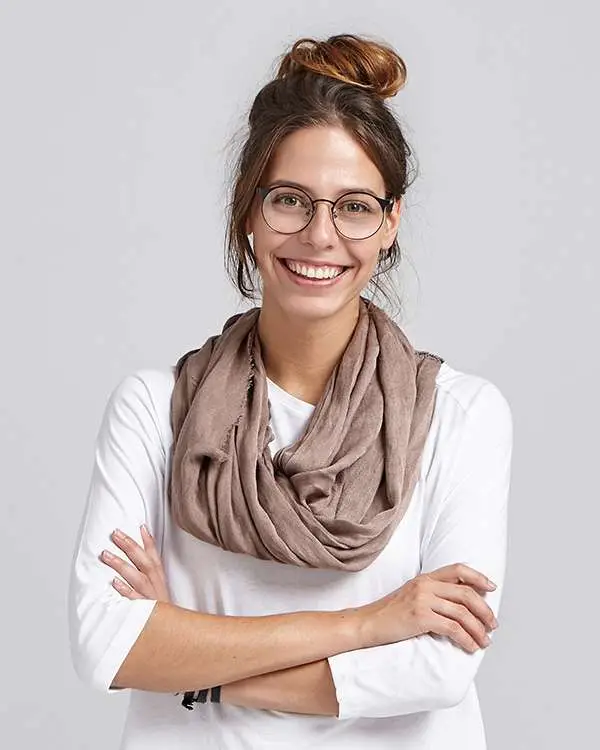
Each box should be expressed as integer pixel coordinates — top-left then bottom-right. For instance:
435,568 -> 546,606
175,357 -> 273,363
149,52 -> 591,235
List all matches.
299,200 -> 338,247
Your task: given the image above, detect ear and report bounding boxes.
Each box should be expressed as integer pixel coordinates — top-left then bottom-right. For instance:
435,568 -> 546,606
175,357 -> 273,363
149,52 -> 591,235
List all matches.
381,197 -> 402,246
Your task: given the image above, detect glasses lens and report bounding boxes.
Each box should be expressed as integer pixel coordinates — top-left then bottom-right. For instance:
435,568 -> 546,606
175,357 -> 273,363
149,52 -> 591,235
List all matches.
333,193 -> 384,239
262,186 -> 313,234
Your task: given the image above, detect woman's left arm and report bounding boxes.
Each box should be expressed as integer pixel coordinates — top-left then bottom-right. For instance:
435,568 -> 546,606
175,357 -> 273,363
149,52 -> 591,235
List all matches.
222,381 -> 514,718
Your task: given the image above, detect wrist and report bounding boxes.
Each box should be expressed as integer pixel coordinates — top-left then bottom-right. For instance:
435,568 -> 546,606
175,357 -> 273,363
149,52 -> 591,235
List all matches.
221,677 -> 259,707
337,605 -> 369,651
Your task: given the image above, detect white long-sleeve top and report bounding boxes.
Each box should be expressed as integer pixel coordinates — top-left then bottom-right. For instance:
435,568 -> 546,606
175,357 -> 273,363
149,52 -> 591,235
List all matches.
68,360 -> 513,749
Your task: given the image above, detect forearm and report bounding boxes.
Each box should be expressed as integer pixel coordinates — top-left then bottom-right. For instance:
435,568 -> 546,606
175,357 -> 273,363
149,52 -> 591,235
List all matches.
222,659 -> 338,717
111,601 -> 358,693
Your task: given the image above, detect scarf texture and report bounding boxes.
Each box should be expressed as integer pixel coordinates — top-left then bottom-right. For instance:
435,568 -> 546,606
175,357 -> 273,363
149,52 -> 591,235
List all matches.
169,299 -> 443,572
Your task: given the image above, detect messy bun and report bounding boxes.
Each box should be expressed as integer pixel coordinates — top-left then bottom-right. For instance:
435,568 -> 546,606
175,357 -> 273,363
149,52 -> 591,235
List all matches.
226,33 -> 415,315
276,34 -> 407,100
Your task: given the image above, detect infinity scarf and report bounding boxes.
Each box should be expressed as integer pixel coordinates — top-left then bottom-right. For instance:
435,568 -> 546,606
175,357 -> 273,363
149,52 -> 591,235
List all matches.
169,298 -> 443,572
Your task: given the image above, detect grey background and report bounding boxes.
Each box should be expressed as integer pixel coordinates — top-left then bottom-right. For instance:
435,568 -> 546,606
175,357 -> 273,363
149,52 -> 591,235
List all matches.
1,1 -> 597,747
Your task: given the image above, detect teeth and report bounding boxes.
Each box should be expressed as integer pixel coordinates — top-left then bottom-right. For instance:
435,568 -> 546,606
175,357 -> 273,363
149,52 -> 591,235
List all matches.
284,260 -> 344,279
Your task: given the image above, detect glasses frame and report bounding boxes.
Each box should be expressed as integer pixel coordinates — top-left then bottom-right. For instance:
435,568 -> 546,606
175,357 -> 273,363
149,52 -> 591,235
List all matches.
256,185 -> 395,241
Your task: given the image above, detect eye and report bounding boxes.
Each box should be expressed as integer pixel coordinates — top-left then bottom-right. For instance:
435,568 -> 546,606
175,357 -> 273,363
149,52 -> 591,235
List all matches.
271,191 -> 311,211
339,200 -> 372,214
279,195 -> 299,206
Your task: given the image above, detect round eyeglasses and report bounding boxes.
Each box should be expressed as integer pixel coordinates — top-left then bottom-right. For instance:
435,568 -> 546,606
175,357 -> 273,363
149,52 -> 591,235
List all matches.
257,185 -> 394,241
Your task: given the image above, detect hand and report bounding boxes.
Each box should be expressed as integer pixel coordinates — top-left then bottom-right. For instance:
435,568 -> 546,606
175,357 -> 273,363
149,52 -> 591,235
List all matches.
100,525 -> 172,603
355,563 -> 498,654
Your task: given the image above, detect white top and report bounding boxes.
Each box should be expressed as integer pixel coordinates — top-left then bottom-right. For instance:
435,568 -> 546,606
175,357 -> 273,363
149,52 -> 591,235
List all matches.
68,360 -> 513,750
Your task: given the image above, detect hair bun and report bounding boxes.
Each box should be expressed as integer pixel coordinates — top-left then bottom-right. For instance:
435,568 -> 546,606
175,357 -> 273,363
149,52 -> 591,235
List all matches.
276,34 -> 407,100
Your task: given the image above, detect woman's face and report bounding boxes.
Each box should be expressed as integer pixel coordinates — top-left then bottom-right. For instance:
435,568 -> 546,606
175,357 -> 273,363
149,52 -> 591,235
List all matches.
246,125 -> 401,323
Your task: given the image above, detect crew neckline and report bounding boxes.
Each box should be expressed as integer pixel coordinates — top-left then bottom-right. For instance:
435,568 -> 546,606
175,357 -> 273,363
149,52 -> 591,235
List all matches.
266,362 -> 447,416
266,377 -> 316,414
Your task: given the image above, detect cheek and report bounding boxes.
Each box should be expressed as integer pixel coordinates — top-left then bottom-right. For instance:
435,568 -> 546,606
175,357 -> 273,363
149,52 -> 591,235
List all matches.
252,233 -> 288,271
349,242 -> 381,273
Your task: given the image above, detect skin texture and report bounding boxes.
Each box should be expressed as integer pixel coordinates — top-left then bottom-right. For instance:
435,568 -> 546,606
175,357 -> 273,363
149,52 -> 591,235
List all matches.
106,127 -> 400,711
103,526 -> 497,714
247,125 -> 401,404
99,126 -> 498,714
104,527 -> 341,714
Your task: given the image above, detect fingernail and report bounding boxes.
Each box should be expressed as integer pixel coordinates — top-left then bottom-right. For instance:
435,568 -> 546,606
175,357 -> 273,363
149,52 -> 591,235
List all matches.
101,550 -> 114,560
483,635 -> 491,647
487,580 -> 497,590
113,528 -> 125,539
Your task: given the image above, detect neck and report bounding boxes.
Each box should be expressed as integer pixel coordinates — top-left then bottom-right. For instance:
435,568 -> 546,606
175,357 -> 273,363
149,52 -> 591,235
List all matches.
257,297 -> 361,405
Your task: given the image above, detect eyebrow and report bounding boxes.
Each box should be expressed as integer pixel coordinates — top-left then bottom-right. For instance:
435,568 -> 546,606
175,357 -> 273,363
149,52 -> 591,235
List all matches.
266,179 -> 383,199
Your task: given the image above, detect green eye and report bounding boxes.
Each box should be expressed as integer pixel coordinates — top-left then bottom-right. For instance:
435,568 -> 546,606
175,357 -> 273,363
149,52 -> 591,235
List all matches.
272,193 -> 310,211
340,201 -> 370,214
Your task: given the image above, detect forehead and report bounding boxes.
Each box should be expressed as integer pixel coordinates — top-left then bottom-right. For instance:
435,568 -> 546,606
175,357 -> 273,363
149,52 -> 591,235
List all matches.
263,125 -> 385,195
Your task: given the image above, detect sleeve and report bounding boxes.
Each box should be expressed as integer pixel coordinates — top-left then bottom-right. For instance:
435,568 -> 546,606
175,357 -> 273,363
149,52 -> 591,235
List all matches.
68,371 -> 167,693
327,381 -> 513,718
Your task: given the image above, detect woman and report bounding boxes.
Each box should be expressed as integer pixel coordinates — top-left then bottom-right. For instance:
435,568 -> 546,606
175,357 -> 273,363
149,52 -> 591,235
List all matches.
69,34 -> 513,749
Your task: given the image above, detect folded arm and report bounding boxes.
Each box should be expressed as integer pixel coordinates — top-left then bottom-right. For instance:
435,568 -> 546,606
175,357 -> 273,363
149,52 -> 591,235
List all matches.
68,372 -> 360,694
70,371 -> 511,716
221,381 -> 513,718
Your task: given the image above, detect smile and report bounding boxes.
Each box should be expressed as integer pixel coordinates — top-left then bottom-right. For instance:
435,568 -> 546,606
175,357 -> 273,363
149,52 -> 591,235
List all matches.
280,258 -> 349,281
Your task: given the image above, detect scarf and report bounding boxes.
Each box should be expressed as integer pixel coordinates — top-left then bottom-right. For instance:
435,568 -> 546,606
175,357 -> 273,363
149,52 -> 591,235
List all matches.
169,298 -> 443,572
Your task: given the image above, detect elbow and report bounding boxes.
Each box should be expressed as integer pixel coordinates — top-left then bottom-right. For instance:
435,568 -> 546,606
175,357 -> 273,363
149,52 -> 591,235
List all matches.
69,634 -> 109,693
68,590 -> 158,693
431,678 -> 472,710
108,654 -> 137,691
109,668 -> 128,692
409,640 -> 484,712
69,615 -> 147,693
69,615 -> 119,693
426,653 -> 483,710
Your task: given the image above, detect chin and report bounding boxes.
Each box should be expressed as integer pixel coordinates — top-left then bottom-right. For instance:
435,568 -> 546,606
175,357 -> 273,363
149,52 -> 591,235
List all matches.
266,289 -> 360,323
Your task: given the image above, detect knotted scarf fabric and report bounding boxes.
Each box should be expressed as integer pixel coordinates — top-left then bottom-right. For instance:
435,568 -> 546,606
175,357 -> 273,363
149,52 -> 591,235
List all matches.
169,298 -> 443,572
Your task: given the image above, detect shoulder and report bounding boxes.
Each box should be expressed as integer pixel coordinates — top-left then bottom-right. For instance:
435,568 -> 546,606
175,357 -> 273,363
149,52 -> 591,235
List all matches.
104,367 -> 176,452
434,360 -> 512,440
422,361 -> 513,483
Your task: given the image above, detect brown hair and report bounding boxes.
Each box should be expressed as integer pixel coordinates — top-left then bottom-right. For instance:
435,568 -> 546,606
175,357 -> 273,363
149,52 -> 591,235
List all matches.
225,33 -> 415,314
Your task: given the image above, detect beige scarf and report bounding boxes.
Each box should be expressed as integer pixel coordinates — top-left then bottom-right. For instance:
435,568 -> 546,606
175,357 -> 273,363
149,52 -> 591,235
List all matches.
169,298 -> 443,572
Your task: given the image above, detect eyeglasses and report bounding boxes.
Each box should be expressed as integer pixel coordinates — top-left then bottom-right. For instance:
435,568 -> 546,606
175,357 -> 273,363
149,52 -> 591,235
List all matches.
256,185 -> 394,241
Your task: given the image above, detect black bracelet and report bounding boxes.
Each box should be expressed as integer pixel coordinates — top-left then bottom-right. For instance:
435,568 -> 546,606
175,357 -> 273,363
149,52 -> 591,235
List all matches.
180,688 -> 209,710
210,685 -> 221,703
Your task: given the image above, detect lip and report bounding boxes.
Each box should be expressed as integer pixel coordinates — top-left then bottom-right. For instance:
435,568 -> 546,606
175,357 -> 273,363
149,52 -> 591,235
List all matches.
276,257 -> 350,287
280,257 -> 349,270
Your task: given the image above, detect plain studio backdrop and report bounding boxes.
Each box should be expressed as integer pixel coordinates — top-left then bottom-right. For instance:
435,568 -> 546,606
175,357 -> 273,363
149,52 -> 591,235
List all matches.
0,1 -> 597,748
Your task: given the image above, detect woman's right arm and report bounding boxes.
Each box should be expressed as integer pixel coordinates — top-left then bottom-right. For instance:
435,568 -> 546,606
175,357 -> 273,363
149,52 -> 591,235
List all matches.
111,600 -> 358,692
69,371 -> 362,694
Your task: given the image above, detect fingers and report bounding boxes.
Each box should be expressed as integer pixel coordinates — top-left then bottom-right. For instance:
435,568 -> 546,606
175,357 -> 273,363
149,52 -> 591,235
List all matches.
421,564 -> 500,652
110,529 -> 149,571
111,575 -> 145,600
428,612 -> 484,654
100,524 -> 170,602
100,549 -> 152,597
435,581 -> 498,633
430,598 -> 491,651
426,563 -> 497,594
140,524 -> 164,572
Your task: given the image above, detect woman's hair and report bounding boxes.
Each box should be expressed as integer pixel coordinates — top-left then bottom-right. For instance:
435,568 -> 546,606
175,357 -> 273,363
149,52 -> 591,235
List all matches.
225,33 -> 415,314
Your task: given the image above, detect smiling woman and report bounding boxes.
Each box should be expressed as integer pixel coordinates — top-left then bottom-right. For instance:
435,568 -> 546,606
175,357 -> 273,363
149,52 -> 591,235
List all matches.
68,33 -> 513,750
229,36 -> 411,326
